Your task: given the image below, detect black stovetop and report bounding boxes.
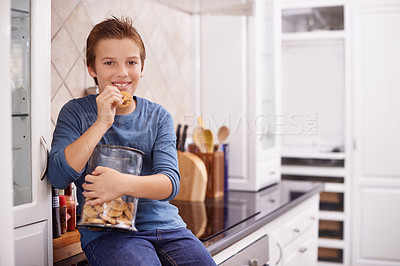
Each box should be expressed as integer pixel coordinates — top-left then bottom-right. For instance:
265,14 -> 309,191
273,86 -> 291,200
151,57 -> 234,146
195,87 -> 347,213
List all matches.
171,180 -> 321,246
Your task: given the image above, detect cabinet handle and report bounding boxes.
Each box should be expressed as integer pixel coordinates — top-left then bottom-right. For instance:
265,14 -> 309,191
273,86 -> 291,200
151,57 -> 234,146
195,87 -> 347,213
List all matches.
40,136 -> 49,181
293,228 -> 300,233
250,259 -> 259,266
275,242 -> 283,265
299,247 -> 307,253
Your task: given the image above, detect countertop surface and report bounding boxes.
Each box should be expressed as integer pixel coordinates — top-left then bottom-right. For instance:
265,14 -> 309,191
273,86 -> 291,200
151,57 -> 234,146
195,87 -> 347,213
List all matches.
171,180 -> 324,255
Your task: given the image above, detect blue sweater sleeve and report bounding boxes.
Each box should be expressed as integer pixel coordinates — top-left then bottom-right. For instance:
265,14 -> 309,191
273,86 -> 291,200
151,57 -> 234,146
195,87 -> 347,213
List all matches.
151,111 -> 180,201
47,100 -> 86,189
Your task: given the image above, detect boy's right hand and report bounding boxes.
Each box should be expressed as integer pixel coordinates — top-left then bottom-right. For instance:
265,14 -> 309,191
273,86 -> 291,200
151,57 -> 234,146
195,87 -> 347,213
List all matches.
95,85 -> 123,128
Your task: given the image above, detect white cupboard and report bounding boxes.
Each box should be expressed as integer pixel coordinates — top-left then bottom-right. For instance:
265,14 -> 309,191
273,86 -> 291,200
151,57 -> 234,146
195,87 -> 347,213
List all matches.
350,2 -> 400,265
10,0 -> 52,264
200,0 -> 281,191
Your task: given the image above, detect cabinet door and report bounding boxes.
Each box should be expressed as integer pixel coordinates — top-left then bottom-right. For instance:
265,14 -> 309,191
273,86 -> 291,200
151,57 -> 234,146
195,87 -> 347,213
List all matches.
355,188 -> 400,263
11,0 -> 51,229
352,4 -> 400,180
351,3 -> 400,265
14,220 -> 49,265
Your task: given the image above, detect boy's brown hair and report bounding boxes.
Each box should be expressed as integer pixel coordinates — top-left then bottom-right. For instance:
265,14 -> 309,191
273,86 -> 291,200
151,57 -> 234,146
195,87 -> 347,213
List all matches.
86,16 -> 146,85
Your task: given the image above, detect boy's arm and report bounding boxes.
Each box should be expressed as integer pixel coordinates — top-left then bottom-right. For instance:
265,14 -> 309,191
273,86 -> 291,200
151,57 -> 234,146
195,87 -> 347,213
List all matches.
64,86 -> 123,172
82,109 -> 180,204
83,168 -> 173,205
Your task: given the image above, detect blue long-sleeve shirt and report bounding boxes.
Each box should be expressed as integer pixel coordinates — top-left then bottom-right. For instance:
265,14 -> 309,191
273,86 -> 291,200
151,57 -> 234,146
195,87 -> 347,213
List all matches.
48,95 -> 186,249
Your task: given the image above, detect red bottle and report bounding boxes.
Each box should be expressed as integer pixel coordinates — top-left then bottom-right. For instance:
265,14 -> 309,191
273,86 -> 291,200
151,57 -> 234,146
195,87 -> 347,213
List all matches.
65,184 -> 76,231
59,195 -> 67,234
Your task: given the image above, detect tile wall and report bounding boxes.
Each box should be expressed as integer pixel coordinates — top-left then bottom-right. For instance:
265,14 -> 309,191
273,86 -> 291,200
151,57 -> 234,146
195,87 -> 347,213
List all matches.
51,0 -> 195,130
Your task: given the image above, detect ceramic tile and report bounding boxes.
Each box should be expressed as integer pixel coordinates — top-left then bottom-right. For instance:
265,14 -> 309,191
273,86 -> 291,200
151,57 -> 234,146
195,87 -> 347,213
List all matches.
159,46 -> 179,81
148,25 -> 167,64
51,6 -> 62,40
52,27 -> 80,79
64,3 -> 93,52
179,53 -> 193,89
148,74 -> 168,104
51,84 -> 73,124
82,0 -> 111,25
65,57 -> 86,98
51,63 -> 63,99
167,72 -> 187,99
52,0 -> 80,22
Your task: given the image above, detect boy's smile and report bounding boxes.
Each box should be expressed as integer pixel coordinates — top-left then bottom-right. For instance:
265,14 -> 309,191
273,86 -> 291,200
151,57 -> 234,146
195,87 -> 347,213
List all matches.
88,38 -> 144,97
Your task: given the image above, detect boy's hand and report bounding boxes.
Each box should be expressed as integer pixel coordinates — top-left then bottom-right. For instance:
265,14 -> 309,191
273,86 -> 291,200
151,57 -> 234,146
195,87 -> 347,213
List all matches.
95,85 -> 123,128
82,166 -> 127,205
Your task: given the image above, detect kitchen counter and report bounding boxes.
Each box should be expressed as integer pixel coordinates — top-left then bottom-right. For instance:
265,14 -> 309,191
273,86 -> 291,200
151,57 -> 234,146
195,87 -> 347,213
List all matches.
171,180 -> 324,256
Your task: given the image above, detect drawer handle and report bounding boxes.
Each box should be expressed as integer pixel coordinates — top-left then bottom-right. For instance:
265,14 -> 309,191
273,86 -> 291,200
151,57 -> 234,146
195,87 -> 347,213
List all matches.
299,247 -> 307,253
293,228 -> 300,233
310,216 -> 316,221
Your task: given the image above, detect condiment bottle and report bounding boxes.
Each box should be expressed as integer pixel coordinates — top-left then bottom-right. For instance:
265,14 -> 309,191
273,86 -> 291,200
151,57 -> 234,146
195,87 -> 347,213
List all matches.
65,184 -> 76,231
52,187 -> 61,238
59,195 -> 67,234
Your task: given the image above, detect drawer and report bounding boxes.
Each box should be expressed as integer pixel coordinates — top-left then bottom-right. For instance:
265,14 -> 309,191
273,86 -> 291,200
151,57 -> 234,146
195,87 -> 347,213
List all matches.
282,226 -> 318,266
282,205 -> 317,247
219,235 -> 269,266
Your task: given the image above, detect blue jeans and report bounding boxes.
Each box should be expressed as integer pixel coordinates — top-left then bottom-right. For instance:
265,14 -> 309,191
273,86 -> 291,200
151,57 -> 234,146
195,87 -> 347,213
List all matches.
84,228 -> 216,266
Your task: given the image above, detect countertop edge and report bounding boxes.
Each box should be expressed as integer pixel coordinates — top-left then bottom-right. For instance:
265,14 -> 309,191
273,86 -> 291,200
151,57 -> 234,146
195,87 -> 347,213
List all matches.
206,182 -> 324,256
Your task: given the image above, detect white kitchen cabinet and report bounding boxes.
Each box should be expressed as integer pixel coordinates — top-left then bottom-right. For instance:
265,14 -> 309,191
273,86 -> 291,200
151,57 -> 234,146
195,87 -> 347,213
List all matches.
213,194 -> 319,266
200,0 -> 281,191
10,0 -> 52,264
350,2 -> 400,265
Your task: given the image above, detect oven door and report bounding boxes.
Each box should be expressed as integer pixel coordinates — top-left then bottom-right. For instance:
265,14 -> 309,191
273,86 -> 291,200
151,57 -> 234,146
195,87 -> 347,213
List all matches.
219,235 -> 270,266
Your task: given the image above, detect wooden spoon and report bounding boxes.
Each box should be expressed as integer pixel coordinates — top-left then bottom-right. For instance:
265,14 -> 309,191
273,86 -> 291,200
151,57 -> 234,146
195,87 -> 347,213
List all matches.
197,116 -> 205,129
203,129 -> 214,153
217,126 -> 229,151
193,127 -> 206,153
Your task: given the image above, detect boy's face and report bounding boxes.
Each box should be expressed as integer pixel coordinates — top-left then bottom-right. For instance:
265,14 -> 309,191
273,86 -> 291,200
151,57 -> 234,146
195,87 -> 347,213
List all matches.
88,38 -> 143,95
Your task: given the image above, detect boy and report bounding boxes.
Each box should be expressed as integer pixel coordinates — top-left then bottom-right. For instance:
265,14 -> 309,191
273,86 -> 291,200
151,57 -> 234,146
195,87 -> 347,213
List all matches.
48,16 -> 216,265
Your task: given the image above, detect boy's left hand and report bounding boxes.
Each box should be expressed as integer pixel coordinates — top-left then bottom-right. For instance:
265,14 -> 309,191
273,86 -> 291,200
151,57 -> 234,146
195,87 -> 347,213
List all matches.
82,166 -> 127,205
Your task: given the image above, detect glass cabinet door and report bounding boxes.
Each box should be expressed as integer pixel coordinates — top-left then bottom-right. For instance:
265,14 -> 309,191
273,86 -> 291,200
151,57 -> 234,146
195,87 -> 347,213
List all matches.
256,0 -> 277,152
11,0 -> 31,206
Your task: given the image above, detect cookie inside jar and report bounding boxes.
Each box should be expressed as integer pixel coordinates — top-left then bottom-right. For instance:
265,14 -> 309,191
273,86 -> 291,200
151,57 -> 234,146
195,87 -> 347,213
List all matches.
78,196 -> 138,231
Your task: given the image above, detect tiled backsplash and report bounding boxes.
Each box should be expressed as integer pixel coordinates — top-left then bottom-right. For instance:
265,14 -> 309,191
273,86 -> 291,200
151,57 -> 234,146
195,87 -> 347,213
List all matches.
51,0 -> 195,128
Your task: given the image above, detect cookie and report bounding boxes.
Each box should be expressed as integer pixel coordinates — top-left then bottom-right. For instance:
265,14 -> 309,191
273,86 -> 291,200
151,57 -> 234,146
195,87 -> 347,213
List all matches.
87,217 -> 106,224
99,213 -> 117,225
106,208 -> 123,217
112,199 -> 128,211
119,91 -> 132,107
83,205 -> 99,217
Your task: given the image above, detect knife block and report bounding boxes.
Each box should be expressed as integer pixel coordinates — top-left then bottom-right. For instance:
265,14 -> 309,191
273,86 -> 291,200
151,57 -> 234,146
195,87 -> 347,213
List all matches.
194,151 -> 225,199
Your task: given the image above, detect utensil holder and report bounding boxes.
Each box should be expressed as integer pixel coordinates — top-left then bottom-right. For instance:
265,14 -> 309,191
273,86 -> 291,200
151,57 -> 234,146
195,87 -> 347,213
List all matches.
194,151 -> 225,199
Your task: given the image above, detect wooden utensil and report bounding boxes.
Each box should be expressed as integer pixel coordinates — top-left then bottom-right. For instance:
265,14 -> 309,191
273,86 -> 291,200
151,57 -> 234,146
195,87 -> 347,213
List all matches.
175,151 -> 207,202
193,127 -> 206,153
197,116 -> 205,129
203,129 -> 214,153
217,126 -> 229,151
